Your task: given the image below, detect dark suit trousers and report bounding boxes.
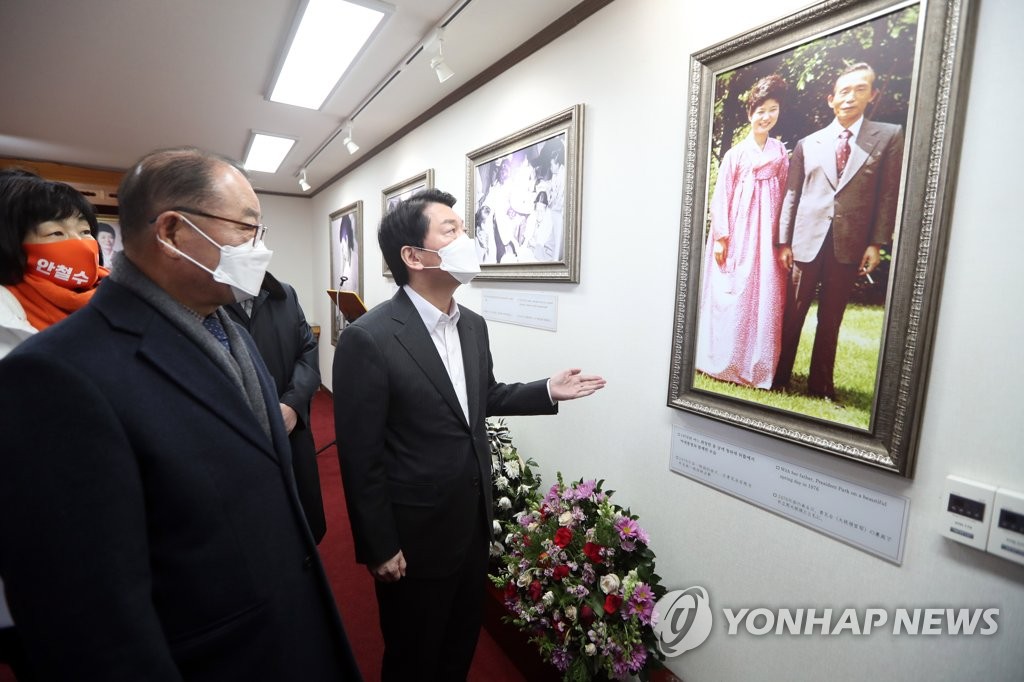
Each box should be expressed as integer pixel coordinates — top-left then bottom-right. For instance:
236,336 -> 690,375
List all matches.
775,230 -> 859,397
0,625 -> 35,681
374,502 -> 489,682
289,426 -> 327,544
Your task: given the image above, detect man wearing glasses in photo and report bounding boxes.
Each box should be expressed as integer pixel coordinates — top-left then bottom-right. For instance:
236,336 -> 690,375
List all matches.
0,147 -> 362,681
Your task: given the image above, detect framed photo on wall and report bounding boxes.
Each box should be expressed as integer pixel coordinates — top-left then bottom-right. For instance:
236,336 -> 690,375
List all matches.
381,169 -> 434,277
95,216 -> 123,271
465,104 -> 584,282
667,0 -> 975,477
329,201 -> 362,345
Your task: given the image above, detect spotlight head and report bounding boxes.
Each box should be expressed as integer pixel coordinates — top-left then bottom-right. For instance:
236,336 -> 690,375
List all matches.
343,135 -> 360,155
430,55 -> 454,83
299,170 -> 311,192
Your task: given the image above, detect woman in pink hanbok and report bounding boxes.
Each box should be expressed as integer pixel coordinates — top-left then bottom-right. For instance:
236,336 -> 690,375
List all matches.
695,75 -> 789,388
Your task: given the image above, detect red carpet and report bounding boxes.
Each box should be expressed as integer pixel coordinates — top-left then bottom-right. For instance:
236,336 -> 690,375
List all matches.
0,389 -> 528,682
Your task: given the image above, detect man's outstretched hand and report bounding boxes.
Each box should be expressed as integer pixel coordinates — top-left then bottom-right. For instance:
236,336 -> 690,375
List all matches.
549,368 -> 606,401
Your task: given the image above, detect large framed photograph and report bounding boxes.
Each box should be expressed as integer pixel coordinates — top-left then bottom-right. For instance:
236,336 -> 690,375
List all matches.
329,201 -> 362,345
465,104 -> 583,282
381,169 -> 434,277
668,0 -> 975,477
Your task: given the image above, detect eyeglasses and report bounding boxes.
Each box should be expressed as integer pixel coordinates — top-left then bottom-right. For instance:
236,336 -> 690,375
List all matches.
162,207 -> 269,246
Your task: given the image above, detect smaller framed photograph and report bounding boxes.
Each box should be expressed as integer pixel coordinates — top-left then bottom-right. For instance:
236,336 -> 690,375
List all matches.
381,169 -> 434,277
329,201 -> 363,345
466,104 -> 584,282
95,216 -> 123,271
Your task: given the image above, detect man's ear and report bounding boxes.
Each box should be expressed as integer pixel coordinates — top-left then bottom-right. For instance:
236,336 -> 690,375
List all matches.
152,212 -> 183,255
400,244 -> 423,271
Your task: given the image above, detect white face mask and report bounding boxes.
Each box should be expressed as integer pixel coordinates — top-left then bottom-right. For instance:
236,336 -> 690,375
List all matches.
415,234 -> 481,285
158,214 -> 273,302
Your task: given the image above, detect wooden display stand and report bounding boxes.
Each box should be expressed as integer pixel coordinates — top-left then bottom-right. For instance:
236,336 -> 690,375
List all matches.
326,289 -> 367,326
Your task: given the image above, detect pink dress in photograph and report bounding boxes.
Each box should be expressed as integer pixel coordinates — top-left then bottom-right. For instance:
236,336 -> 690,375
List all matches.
695,134 -> 789,388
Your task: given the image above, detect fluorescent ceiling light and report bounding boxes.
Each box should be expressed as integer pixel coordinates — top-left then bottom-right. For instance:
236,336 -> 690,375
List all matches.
244,133 -> 296,173
270,0 -> 388,110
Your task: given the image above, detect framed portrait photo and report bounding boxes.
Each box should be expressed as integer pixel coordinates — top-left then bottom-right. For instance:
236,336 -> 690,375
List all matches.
465,104 -> 584,282
329,201 -> 362,345
95,216 -> 123,271
381,169 -> 434,277
667,0 -> 975,476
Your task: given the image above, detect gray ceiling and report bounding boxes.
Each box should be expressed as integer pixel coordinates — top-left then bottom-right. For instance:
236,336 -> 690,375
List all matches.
0,0 -> 586,195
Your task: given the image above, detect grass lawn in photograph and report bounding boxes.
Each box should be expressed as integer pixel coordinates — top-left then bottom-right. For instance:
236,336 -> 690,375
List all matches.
694,303 -> 884,429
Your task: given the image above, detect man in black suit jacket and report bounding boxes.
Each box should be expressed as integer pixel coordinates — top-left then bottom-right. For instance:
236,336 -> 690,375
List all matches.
333,188 -> 604,681
0,147 -> 360,681
225,271 -> 327,543
773,62 -> 904,399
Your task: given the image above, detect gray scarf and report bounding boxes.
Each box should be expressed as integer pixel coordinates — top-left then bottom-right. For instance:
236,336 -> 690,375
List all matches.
108,253 -> 272,439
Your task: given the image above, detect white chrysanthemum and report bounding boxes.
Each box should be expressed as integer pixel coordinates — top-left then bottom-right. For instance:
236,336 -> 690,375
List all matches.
503,459 -> 521,478
565,605 -> 577,621
498,496 -> 513,510
542,591 -> 555,606
584,643 -> 597,656
492,520 -> 502,534
558,511 -> 574,526
494,475 -> 509,490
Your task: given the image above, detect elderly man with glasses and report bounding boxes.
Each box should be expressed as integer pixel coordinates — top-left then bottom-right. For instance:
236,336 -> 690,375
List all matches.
0,147 -> 362,681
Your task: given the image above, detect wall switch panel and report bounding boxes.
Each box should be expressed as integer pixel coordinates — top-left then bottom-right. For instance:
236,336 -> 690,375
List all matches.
942,475 -> 996,550
986,488 -> 1024,566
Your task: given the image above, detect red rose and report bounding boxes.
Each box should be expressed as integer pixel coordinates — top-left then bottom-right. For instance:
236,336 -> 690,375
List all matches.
580,604 -> 595,626
522,534 -> 532,546
529,579 -> 543,602
604,593 -> 623,615
554,527 -> 573,548
504,581 -> 517,600
552,565 -> 570,581
583,542 -> 604,564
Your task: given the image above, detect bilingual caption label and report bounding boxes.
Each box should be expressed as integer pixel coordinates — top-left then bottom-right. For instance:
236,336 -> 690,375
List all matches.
669,426 -> 909,563
481,291 -> 557,331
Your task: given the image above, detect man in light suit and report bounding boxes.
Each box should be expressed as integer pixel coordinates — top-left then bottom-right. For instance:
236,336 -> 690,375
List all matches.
332,188 -> 604,681
0,147 -> 361,681
773,62 -> 904,399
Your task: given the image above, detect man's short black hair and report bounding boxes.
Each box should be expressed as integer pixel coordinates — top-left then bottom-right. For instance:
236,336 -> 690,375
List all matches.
378,188 -> 457,286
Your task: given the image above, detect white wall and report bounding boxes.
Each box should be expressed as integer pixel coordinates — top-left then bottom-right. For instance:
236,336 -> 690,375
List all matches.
307,0 -> 1024,679
252,193 -> 317,317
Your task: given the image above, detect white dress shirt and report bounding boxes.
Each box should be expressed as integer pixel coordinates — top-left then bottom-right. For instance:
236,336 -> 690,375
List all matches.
403,285 -> 470,422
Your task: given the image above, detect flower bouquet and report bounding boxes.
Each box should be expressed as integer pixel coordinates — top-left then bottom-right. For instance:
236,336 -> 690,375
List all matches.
490,474 -> 667,681
487,418 -> 543,558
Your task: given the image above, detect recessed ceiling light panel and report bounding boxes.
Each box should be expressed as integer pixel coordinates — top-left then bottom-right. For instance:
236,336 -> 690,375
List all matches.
244,133 -> 297,173
270,0 -> 391,110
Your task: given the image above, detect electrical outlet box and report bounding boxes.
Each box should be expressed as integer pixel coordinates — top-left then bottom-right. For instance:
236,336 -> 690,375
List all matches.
986,488 -> 1024,566
942,475 -> 996,550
